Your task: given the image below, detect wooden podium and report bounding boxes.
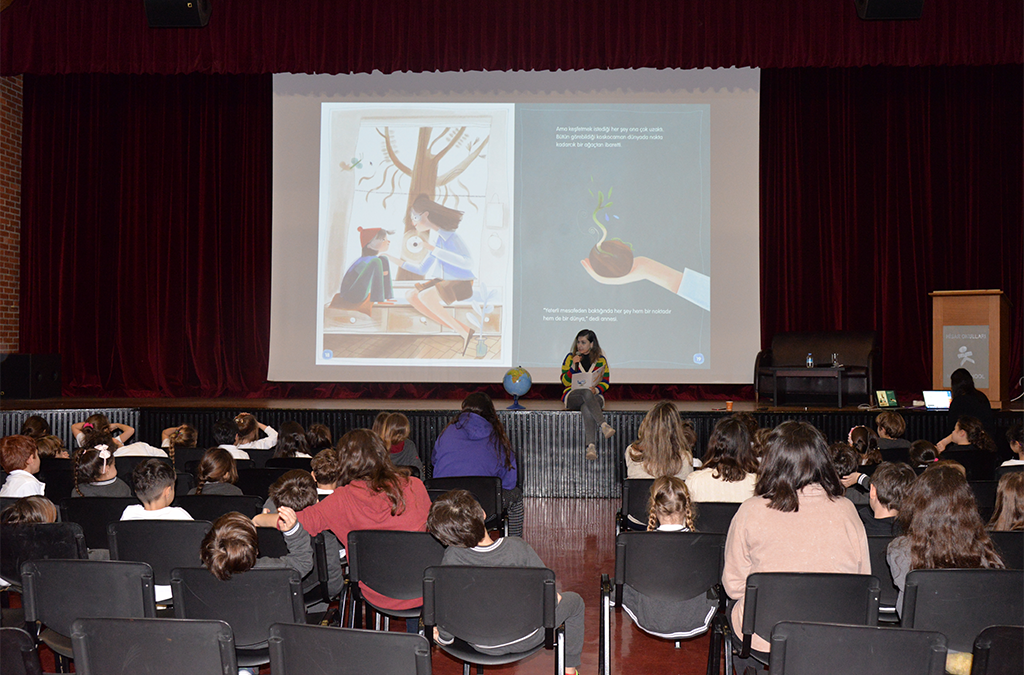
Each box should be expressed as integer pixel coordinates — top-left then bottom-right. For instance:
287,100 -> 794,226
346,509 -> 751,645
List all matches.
930,290 -> 1010,408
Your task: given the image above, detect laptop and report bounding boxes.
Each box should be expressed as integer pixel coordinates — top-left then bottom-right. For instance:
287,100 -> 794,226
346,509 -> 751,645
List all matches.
922,390 -> 952,410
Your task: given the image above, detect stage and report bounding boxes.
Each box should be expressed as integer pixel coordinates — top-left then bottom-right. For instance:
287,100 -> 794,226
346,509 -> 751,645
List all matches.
2,398 -> 1019,498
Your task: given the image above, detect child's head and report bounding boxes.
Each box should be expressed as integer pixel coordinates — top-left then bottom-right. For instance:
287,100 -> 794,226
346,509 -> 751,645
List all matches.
212,419 -> 238,446
828,442 -> 861,479
411,193 -> 463,232
133,458 -> 177,505
273,432 -> 310,459
234,413 -> 259,444
702,416 -> 756,482
752,428 -> 772,461
357,226 -> 394,257
875,411 -> 906,439
632,401 -> 692,478
647,476 -> 696,531
19,415 -> 51,439
268,470 -> 318,511
679,419 -> 698,455
195,448 -> 238,492
869,462 -> 916,511
1007,424 -> 1023,459
0,496 -> 58,525
848,426 -> 881,464
201,512 -> 259,580
305,424 -> 333,454
909,440 -> 938,466
955,416 -> 996,452
730,412 -> 760,440
310,447 -> 342,488
0,435 -> 39,474
72,443 -> 117,495
82,413 -> 112,434
35,435 -> 68,459
279,420 -> 304,437
988,472 -> 1024,532
167,424 -> 198,449
371,412 -> 389,437
380,413 -> 411,447
426,489 -> 487,548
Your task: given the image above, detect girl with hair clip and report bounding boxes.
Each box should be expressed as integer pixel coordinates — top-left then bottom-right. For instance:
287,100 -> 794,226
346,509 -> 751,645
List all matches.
71,444 -> 132,498
723,421 -> 869,662
685,416 -> 758,503
71,413 -> 135,449
386,194 -> 477,355
433,393 -> 523,536
848,425 -> 882,465
887,465 -> 1004,615
626,400 -> 693,480
1,496 -> 58,525
561,328 -> 614,460
988,472 -> 1024,531
189,448 -> 242,496
380,412 -> 423,475
618,477 -> 719,641
272,431 -> 312,459
259,429 -> 430,616
233,412 -> 279,451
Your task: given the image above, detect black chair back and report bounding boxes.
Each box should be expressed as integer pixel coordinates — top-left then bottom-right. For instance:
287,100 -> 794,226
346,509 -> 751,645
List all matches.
266,457 -> 313,471
172,494 -> 263,521
170,446 -> 206,472
865,535 -> 899,615
347,530 -> 445,622
60,497 -> 138,550
1,627 -> 43,675
614,530 -> 724,606
268,622 -> 432,675
236,468 -> 291,501
0,522 -> 87,590
942,450 -> 995,481
107,519 -> 213,585
37,467 -> 75,503
257,527 -> 333,607
767,621 -> 947,675
425,476 -> 505,532
970,480 -> 999,521
739,573 -> 880,658
971,625 -> 1024,675
71,617 -> 237,675
996,463 -> 1024,478
617,478 -> 655,531
902,568 -> 1024,653
114,456 -> 172,487
988,531 -> 1024,570
21,559 -> 157,658
691,501 -> 742,534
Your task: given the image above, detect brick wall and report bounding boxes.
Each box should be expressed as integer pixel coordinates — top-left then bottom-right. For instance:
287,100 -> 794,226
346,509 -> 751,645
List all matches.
0,75 -> 22,353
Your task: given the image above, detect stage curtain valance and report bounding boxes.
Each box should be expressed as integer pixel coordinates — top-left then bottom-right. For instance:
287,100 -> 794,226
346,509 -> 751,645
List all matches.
2,0 -> 1021,76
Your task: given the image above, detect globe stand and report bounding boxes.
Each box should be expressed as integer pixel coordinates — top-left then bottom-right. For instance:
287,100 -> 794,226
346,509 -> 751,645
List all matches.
507,395 -> 525,411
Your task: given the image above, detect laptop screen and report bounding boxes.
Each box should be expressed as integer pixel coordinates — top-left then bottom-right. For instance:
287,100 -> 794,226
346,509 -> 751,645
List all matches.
922,390 -> 952,410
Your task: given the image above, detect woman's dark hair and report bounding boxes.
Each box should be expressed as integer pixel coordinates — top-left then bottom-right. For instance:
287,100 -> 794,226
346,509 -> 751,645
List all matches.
988,472 -> 1024,532
569,329 -> 604,362
446,393 -> 515,471
72,443 -> 115,496
702,417 -> 757,482
1007,423 -> 1023,447
19,415 -> 51,439
195,448 -> 238,494
828,442 -> 861,479
411,194 -> 463,231
336,429 -> 411,516
426,489 -> 487,548
212,419 -> 239,446
949,368 -> 978,399
35,435 -> 67,459
898,465 -> 1004,570
910,440 -> 938,465
273,431 -> 310,459
956,416 -> 997,453
306,423 -> 333,454
755,421 -> 844,512
0,496 -> 57,525
730,412 -> 760,440
234,413 -> 259,444
849,426 -> 882,465
201,512 -> 259,581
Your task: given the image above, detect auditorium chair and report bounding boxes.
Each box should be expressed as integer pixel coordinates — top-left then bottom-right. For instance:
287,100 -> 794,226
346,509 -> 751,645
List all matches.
1,521 -> 87,592
269,622 -> 432,675
988,530 -> 1024,570
71,618 -> 237,675
266,456 -> 313,471
1,627 -> 44,675
753,331 -> 878,406
691,501 -> 741,534
60,497 -> 138,551
425,475 -> 507,535
257,526 -> 336,616
171,494 -> 263,521
235,467 -> 291,501
970,625 -> 1024,675
865,535 -> 900,622
615,478 -> 654,533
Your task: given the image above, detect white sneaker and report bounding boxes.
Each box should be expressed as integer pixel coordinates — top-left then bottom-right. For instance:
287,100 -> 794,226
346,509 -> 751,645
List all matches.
585,444 -> 598,460
601,422 -> 616,439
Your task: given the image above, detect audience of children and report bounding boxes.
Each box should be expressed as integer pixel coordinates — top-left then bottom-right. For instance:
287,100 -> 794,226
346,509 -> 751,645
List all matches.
71,443 -> 131,498
625,400 -> 694,481
723,421 -> 870,660
189,448 -> 243,495
379,412 -> 424,475
0,435 -> 45,498
987,471 -> 1024,531
858,461 -> 915,536
432,393 -> 523,537
426,489 -> 586,675
121,459 -> 193,521
0,495 -> 58,524
71,414 -> 134,448
685,416 -> 756,502
211,418 -> 251,460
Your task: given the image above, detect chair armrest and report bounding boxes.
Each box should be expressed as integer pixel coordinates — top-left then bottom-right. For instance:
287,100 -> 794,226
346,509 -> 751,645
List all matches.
753,349 -> 773,390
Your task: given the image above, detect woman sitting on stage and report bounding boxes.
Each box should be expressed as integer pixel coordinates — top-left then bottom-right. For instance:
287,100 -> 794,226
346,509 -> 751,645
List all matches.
625,400 -> 693,481
684,415 -> 757,502
561,329 -> 614,461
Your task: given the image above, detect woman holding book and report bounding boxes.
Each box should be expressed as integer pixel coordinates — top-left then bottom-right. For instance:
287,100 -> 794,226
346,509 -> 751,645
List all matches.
561,329 -> 614,460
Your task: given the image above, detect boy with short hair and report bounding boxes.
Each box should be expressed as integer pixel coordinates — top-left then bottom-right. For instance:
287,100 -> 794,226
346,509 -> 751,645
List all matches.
310,447 -> 342,496
0,435 -> 45,498
426,489 -> 585,675
859,461 -> 916,536
875,411 -> 912,451
121,459 -> 192,521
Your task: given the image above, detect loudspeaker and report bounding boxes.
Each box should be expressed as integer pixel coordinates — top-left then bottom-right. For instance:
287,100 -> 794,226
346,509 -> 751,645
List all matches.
144,0 -> 212,28
0,354 -> 62,399
855,0 -> 924,20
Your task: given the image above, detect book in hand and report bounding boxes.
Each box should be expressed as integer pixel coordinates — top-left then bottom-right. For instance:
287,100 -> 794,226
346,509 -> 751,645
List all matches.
571,366 -> 604,391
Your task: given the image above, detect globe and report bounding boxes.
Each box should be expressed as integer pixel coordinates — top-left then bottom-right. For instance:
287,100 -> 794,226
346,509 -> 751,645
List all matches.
502,366 -> 532,410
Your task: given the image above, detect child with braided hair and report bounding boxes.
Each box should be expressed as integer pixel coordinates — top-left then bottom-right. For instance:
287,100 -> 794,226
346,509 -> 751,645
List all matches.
188,448 -> 242,496
71,443 -> 131,498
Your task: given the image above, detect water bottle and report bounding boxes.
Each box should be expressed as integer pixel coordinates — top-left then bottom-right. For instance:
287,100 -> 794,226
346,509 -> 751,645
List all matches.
806,353 -> 814,368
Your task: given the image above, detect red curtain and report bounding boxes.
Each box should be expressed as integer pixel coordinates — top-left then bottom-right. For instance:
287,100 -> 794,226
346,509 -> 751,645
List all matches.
2,0 -> 1021,76
18,67 -> 1022,398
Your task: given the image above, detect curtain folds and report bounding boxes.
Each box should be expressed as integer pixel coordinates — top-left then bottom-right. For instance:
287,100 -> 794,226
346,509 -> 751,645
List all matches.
2,0 -> 1021,76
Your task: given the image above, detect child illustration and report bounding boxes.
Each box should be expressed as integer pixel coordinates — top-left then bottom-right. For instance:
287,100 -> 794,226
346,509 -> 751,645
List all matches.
330,227 -> 396,316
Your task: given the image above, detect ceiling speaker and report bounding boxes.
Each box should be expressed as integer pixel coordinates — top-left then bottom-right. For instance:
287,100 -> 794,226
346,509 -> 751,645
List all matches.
144,0 -> 212,28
